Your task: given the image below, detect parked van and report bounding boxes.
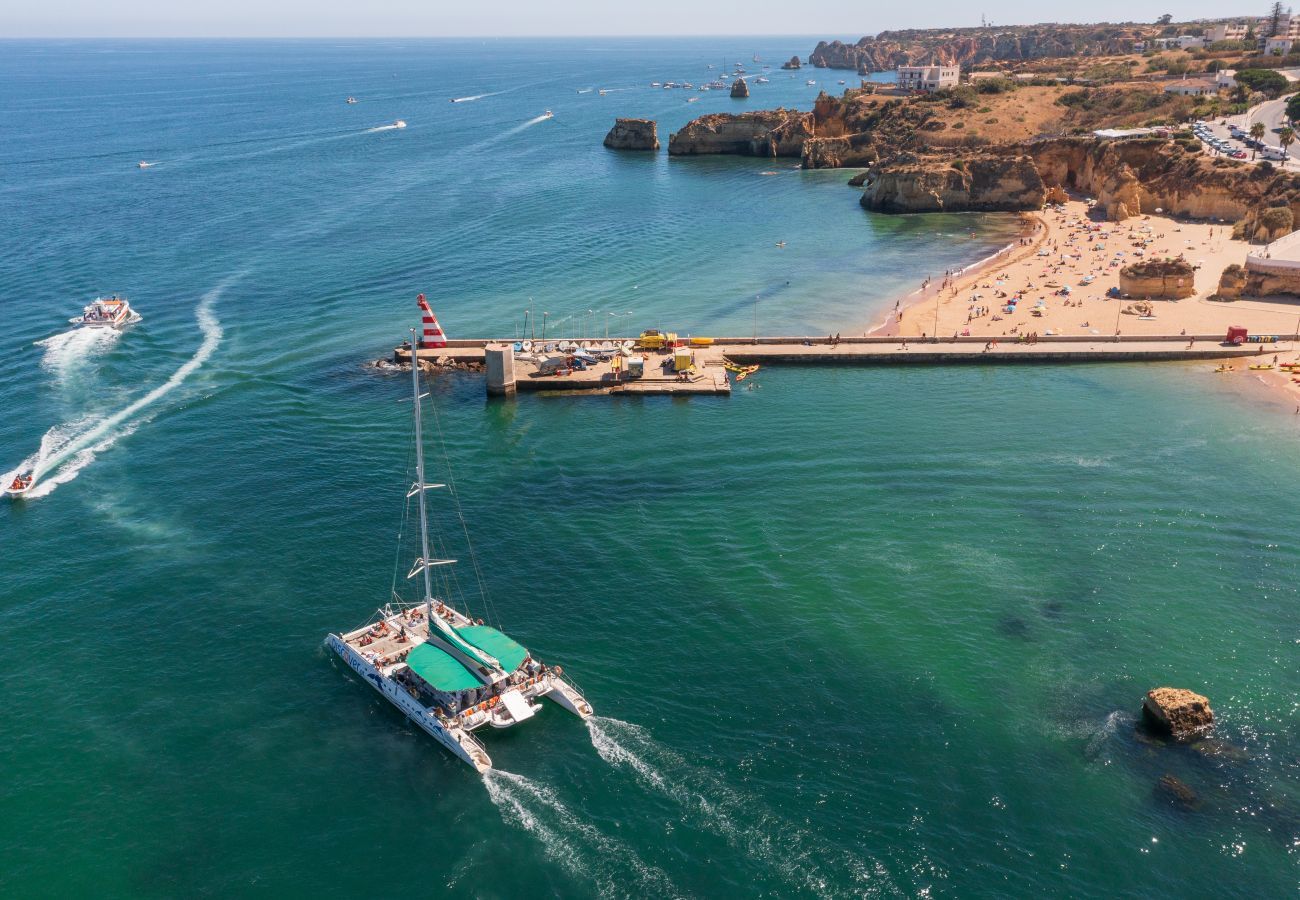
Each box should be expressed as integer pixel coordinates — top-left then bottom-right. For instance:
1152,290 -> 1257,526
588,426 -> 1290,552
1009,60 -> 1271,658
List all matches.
1262,146 -> 1289,161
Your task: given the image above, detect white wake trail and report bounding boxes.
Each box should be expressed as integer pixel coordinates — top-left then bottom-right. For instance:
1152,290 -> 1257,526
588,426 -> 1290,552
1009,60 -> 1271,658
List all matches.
5,287 -> 225,499
450,90 -> 505,103
36,326 -> 122,381
587,717 -> 897,899
483,770 -> 680,899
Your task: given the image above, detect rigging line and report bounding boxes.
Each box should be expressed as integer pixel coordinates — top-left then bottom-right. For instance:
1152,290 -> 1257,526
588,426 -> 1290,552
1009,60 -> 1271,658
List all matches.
391,418 -> 419,602
423,384 -> 500,630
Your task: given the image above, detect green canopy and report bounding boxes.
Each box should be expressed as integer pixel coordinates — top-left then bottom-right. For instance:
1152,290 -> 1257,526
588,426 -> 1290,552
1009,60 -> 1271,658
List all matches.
405,641 -> 481,693
455,625 -> 529,675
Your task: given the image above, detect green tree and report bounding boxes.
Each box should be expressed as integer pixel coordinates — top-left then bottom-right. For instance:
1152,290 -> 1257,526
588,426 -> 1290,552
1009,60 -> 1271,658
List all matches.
1251,120 -> 1267,158
1287,93 -> 1300,122
1268,1 -> 1286,37
1280,125 -> 1295,158
1157,13 -> 1173,25
1235,68 -> 1291,98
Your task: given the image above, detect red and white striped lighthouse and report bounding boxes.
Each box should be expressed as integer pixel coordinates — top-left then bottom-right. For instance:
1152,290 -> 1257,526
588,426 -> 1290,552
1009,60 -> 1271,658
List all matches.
416,294 -> 448,348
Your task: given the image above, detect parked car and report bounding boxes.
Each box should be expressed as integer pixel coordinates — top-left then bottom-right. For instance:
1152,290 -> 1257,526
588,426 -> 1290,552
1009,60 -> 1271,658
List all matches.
1230,150 -> 1248,159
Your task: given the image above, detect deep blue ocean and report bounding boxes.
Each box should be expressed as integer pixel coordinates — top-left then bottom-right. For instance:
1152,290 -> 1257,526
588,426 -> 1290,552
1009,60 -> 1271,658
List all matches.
2,38 -> 1298,898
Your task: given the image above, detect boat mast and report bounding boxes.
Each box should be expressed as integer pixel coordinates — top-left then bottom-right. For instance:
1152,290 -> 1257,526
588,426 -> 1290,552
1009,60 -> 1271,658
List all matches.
410,329 -> 437,615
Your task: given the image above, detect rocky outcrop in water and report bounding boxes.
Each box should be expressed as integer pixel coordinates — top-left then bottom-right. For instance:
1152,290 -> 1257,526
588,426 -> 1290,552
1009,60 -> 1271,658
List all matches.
859,154 -> 1045,213
603,118 -> 659,151
780,56 -> 802,70
809,25 -> 1154,73
1143,687 -> 1214,738
1119,259 -> 1196,299
668,110 -> 809,157
730,78 -> 749,99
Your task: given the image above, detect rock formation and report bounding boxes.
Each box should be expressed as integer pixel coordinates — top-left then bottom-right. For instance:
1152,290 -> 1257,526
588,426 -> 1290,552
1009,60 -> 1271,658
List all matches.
730,78 -> 749,99
1142,687 -> 1215,738
1118,258 -> 1196,299
668,110 -> 809,157
1154,774 -> 1201,811
859,155 -> 1046,213
809,24 -> 1155,73
1214,263 -> 1246,300
1044,185 -> 1069,205
603,118 -> 659,151
780,56 -> 802,70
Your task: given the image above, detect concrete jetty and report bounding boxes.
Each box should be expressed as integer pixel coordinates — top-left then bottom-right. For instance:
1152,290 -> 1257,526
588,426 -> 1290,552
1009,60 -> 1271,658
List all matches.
394,334 -> 1282,398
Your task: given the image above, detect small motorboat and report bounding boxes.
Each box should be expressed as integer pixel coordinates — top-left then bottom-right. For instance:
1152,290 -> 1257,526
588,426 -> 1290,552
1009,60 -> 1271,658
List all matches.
77,295 -> 138,329
393,120 -> 407,128
137,161 -> 154,169
6,472 -> 35,498
346,96 -> 358,104
806,80 -> 816,86
542,109 -> 553,118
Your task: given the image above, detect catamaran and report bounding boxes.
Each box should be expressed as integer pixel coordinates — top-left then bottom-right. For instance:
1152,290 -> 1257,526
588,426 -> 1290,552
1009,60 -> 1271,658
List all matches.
77,295 -> 139,329
326,329 -> 593,773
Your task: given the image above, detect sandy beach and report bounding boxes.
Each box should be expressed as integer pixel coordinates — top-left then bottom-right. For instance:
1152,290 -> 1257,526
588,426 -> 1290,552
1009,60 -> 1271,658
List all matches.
875,199 -> 1300,406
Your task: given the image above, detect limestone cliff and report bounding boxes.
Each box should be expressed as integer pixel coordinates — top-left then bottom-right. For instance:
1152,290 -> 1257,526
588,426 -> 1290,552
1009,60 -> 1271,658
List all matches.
810,24 -> 1156,73
730,78 -> 749,99
859,155 -> 1045,213
667,110 -> 809,157
603,118 -> 659,151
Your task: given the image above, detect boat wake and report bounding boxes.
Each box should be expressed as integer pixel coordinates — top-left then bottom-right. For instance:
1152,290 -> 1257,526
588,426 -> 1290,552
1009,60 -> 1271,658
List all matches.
483,770 -> 680,898
365,122 -> 407,133
586,717 -> 896,898
35,326 -> 122,381
4,285 -> 225,500
450,90 -> 505,103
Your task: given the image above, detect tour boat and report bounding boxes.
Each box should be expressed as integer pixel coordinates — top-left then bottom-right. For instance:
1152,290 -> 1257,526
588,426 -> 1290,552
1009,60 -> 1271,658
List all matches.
5,471 -> 35,498
77,295 -> 138,329
346,97 -> 358,104
326,329 -> 593,773
755,76 -> 769,84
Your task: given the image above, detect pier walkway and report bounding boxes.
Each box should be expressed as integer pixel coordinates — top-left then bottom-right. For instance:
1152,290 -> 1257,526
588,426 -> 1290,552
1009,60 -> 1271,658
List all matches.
394,335 -> 1285,397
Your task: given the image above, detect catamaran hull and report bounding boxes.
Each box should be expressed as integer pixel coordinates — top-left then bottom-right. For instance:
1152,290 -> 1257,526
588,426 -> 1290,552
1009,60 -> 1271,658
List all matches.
327,635 -> 492,773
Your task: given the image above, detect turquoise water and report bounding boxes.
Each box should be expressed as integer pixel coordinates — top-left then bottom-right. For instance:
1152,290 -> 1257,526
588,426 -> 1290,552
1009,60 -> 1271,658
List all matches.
3,39 -> 1299,898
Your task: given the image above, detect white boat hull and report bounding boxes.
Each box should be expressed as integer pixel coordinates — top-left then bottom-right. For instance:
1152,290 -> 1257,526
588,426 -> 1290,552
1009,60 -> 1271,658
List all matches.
328,634 -> 492,772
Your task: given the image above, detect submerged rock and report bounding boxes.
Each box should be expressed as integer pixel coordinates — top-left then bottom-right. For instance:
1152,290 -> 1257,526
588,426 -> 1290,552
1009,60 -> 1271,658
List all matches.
1154,773 -> 1201,811
1142,687 -> 1214,738
730,78 -> 749,99
603,118 -> 659,151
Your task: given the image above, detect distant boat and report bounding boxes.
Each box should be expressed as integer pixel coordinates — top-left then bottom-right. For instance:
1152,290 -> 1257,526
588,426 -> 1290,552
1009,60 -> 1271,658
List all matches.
838,80 -> 846,85
137,160 -> 154,169
775,241 -> 786,247
687,97 -> 699,103
806,80 -> 816,86
346,97 -> 358,104
393,120 -> 407,128
648,83 -> 660,88
542,110 -> 553,118
755,76 -> 769,84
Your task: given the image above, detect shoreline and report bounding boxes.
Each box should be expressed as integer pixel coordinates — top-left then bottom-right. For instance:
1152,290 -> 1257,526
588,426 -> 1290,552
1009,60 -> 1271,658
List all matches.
869,211 -> 1045,337
866,198 -> 1300,410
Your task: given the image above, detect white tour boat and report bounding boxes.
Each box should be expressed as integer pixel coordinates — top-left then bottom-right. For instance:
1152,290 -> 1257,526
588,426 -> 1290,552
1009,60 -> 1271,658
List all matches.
326,329 -> 593,773
77,295 -> 139,329
5,471 -> 35,498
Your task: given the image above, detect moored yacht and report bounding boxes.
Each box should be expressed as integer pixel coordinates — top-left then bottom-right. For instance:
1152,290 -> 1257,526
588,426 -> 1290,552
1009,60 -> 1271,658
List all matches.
326,326 -> 593,773
77,295 -> 138,329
